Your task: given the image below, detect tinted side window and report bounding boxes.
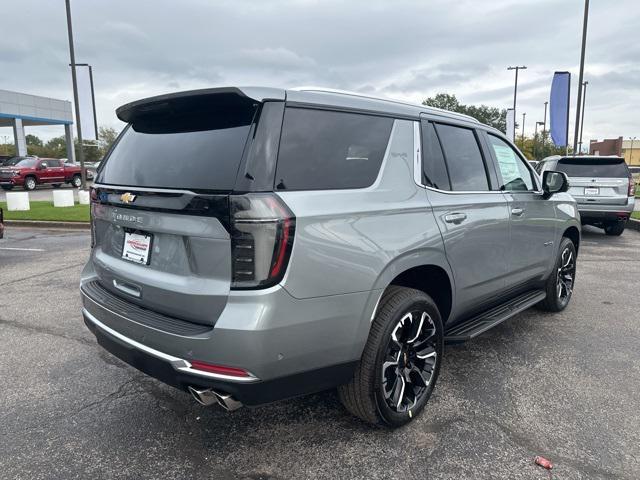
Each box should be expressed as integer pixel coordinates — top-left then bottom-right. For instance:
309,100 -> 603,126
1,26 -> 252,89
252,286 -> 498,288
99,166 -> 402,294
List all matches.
434,124 -> 489,191
487,134 -> 534,191
275,108 -> 393,191
421,121 -> 451,190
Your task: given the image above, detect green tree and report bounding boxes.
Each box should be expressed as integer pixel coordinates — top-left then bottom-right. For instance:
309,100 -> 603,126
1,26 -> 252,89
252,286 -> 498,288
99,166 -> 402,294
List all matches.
25,134 -> 43,147
422,93 -> 508,133
98,126 -> 118,152
514,134 -> 572,161
45,136 -> 67,158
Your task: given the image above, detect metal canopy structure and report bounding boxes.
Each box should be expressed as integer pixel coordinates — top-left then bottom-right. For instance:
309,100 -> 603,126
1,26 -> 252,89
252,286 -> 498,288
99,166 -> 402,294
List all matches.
0,89 -> 74,160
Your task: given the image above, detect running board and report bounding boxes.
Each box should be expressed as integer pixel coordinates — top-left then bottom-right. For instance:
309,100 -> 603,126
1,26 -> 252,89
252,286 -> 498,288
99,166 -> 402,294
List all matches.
444,290 -> 546,344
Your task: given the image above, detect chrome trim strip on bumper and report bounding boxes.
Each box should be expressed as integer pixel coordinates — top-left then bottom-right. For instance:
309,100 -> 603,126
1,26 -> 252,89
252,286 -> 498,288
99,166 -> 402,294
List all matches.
82,308 -> 259,383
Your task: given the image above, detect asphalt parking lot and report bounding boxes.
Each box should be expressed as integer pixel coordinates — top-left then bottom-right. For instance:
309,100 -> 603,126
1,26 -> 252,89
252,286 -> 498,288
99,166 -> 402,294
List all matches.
1,226 -> 639,480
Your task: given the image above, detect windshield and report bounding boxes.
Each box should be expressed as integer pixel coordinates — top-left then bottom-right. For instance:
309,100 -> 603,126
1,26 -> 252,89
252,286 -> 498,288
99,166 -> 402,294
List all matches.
14,158 -> 37,167
556,158 -> 629,178
2,156 -> 27,166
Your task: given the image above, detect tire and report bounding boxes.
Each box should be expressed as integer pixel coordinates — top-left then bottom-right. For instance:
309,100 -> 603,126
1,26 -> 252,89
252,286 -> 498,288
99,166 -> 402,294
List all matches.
537,237 -> 577,312
52,184 -> 62,188
23,176 -> 36,191
1,185 -> 13,191
338,286 -> 444,427
604,221 -> 625,236
71,175 -> 82,188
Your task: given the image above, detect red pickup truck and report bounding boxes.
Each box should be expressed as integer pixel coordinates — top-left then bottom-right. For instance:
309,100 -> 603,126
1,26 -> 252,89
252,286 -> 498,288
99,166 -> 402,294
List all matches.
0,157 -> 82,191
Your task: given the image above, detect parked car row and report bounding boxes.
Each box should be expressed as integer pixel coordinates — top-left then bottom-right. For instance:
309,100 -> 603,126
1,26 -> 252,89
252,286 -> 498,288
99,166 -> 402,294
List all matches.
0,156 -> 95,191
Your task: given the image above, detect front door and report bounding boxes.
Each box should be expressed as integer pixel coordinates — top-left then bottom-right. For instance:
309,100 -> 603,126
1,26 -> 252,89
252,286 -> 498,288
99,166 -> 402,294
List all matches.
47,159 -> 65,183
483,133 -> 556,286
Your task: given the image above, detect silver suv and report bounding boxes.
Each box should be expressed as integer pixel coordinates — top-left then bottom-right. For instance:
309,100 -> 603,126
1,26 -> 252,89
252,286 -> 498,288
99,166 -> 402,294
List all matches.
537,155 -> 635,236
81,87 -> 580,427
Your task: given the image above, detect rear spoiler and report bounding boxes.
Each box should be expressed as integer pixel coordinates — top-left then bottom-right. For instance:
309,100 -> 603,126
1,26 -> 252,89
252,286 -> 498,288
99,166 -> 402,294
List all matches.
116,87 -> 285,124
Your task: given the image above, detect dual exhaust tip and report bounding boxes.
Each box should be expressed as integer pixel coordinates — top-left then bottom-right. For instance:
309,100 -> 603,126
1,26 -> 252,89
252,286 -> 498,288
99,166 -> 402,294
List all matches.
188,386 -> 243,412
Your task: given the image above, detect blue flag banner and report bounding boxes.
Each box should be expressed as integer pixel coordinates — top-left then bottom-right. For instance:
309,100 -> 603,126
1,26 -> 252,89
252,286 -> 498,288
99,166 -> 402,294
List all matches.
550,71 -> 571,147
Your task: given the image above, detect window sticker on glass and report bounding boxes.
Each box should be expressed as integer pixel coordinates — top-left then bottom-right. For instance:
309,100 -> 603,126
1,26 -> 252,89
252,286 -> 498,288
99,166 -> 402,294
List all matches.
493,145 -> 520,185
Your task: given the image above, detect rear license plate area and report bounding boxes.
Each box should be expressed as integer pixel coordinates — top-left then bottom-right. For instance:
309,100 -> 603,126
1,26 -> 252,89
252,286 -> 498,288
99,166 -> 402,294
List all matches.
584,187 -> 599,196
122,231 -> 153,265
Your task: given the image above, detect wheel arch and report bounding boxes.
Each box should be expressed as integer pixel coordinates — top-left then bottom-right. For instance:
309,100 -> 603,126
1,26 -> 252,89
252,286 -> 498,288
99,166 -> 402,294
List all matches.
23,174 -> 38,187
562,225 -> 580,252
370,250 -> 455,325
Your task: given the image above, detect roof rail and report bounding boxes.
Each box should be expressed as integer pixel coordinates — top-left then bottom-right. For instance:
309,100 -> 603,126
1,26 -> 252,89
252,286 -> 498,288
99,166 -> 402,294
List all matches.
291,86 -> 480,123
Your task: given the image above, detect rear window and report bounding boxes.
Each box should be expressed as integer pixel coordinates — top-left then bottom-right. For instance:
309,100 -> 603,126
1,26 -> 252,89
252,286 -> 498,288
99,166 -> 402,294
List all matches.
98,95 -> 256,191
556,158 -> 629,178
434,123 -> 489,191
421,121 -> 451,190
274,108 -> 393,191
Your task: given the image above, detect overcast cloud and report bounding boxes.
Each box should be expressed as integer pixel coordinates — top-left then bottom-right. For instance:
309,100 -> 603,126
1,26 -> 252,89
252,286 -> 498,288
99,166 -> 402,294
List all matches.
1,0 -> 638,145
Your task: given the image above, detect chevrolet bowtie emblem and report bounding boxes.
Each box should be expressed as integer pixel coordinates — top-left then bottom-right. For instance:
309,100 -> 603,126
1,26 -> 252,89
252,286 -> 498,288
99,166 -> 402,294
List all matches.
120,192 -> 137,204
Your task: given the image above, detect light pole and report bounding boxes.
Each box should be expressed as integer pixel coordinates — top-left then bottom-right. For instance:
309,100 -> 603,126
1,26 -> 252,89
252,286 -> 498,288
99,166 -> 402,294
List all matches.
521,112 -> 526,145
573,0 -> 590,155
630,137 -> 637,165
534,121 -> 544,160
508,65 -> 527,141
64,0 -> 87,189
542,101 -> 548,139
578,81 -> 588,154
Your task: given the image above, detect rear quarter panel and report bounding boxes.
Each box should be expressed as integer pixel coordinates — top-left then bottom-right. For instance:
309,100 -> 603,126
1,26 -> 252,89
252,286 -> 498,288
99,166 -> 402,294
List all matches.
276,119 -> 451,361
276,119 -> 450,300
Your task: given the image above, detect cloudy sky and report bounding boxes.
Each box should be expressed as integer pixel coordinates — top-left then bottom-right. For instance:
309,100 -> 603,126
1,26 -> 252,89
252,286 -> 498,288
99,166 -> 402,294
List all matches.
1,0 -> 638,146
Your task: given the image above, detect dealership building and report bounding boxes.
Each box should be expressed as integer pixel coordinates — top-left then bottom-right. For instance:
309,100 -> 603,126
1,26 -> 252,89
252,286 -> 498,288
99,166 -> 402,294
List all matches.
0,89 -> 75,161
590,136 -> 640,166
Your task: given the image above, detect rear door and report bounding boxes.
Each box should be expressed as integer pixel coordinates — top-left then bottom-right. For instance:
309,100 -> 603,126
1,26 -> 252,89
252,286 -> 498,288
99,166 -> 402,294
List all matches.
556,157 -> 630,206
421,119 -> 510,317
92,92 -> 260,325
46,159 -> 65,183
483,133 -> 556,285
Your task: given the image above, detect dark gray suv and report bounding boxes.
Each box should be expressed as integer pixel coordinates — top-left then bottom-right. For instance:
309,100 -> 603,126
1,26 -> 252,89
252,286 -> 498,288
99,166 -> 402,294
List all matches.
81,87 -> 580,426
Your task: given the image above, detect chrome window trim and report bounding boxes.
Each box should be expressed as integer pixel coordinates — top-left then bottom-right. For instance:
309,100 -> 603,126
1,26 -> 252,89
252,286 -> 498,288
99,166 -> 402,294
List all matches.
83,307 -> 259,383
92,183 -> 197,195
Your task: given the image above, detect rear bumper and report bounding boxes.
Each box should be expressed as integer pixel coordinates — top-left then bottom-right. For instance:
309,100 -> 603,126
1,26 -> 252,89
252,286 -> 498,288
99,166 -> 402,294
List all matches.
80,262 -> 379,405
577,198 -> 635,222
83,308 -> 357,405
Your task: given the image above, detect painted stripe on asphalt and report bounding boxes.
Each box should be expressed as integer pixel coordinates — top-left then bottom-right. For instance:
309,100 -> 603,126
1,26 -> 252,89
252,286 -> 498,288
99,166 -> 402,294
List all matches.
0,247 -> 45,252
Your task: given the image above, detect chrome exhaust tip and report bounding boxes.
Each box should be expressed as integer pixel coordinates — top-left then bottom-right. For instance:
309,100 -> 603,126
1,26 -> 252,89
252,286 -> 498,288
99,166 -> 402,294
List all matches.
188,386 -> 219,406
213,391 -> 243,412
188,386 -> 243,411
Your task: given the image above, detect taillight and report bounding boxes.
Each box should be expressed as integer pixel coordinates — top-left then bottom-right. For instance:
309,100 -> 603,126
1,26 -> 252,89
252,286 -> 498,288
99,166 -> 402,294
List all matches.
629,176 -> 636,197
230,193 -> 295,289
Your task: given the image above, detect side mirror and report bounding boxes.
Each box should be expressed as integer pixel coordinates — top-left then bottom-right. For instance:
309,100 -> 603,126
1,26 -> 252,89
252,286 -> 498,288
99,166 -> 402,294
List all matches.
542,171 -> 569,198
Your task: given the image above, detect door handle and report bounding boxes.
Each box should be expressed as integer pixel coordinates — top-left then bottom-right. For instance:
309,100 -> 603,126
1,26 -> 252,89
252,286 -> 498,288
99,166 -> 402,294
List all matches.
511,208 -> 524,216
444,213 -> 467,224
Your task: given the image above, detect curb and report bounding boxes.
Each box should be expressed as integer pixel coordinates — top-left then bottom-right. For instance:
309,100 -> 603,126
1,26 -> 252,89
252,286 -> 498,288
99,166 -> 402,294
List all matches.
4,220 -> 90,230
628,218 -> 640,232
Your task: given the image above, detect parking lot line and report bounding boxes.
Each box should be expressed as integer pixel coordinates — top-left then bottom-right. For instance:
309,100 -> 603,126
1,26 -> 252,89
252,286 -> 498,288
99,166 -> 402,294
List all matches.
0,247 -> 45,252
